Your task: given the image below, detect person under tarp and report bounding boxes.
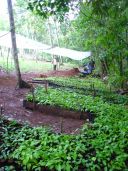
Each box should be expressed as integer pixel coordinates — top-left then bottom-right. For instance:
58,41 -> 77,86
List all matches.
52,57 -> 57,71
80,60 -> 95,76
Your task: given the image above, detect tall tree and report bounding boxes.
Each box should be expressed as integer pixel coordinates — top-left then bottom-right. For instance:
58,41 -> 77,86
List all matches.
27,0 -> 128,89
7,0 -> 25,88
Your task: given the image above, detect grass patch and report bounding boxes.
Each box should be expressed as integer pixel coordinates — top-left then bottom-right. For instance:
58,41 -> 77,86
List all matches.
0,57 -> 77,73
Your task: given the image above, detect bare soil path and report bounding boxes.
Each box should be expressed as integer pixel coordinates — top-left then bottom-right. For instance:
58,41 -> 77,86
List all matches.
0,69 -> 85,134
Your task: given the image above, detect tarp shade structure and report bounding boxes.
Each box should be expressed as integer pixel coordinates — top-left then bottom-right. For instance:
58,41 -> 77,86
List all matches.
0,31 -> 91,60
43,47 -> 91,60
0,31 -> 50,50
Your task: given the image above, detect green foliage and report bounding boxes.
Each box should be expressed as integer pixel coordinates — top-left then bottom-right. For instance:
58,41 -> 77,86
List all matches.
56,0 -> 128,88
108,74 -> 127,89
1,76 -> 127,170
27,86 -> 102,113
84,0 -> 128,88
26,85 -> 128,114
0,19 -> 9,31
1,90 -> 128,170
1,1 -> 128,169
13,132 -> 86,170
35,76 -> 111,91
33,77 -> 128,105
0,57 -> 76,73
0,117 -> 31,160
27,0 -> 71,21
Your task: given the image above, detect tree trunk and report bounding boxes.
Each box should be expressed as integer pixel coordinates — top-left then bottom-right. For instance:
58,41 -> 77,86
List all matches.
126,27 -> 128,66
0,46 -> 3,57
47,20 -> 55,70
100,59 -> 107,78
7,0 -> 24,88
53,17 -> 62,66
48,20 -> 54,47
6,48 -> 10,74
104,58 -> 109,74
118,58 -> 124,89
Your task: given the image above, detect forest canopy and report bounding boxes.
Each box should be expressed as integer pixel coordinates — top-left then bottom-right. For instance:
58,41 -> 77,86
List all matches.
27,0 -> 128,89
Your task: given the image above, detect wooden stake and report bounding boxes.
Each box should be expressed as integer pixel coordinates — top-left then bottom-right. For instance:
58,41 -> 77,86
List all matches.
30,84 -> 36,110
60,117 -> 63,134
0,104 -> 3,115
44,80 -> 48,93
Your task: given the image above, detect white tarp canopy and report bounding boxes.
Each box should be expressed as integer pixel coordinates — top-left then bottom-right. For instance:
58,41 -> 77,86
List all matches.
0,31 -> 91,60
0,31 -> 50,50
43,47 -> 91,60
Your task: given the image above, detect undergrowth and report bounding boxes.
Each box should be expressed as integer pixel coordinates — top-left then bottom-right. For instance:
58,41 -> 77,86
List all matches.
0,86 -> 128,170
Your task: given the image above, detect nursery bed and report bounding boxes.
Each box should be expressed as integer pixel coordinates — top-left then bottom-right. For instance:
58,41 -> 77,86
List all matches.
31,79 -> 128,105
23,100 -> 94,122
32,79 -> 111,93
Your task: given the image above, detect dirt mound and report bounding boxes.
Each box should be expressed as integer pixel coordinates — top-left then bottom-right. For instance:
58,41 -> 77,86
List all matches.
21,68 -> 80,81
41,68 -> 80,77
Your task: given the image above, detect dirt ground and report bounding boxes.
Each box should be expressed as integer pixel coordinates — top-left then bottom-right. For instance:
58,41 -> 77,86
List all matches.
0,68 -> 85,134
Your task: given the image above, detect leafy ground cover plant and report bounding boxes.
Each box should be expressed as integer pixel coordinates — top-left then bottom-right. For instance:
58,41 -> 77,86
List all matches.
1,98 -> 128,170
1,83 -> 128,170
56,86 -> 128,105
34,76 -> 111,92
0,116 -> 52,170
33,77 -> 128,105
26,86 -> 102,112
26,86 -> 128,113
16,96 -> 128,170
